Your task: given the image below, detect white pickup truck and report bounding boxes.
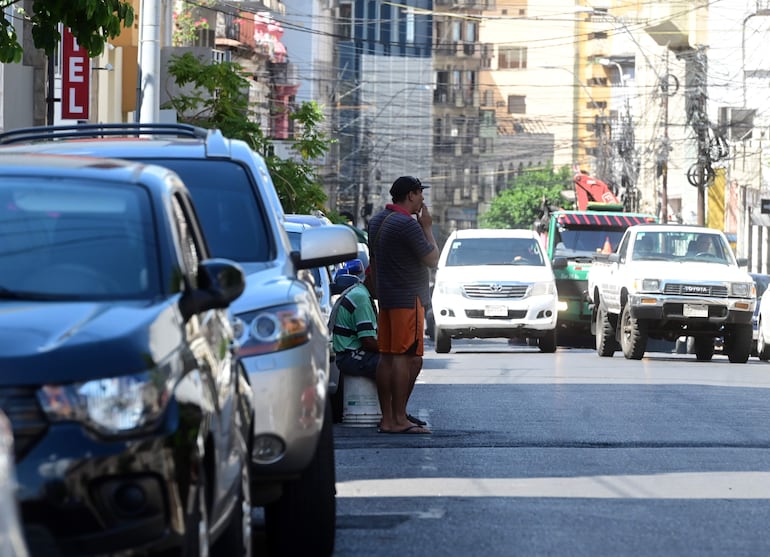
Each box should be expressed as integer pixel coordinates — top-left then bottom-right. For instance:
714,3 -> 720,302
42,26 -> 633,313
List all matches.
586,224 -> 756,362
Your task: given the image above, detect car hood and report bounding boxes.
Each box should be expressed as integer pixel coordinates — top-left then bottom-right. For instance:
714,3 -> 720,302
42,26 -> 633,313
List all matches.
230,262 -> 311,315
436,265 -> 555,283
0,300 -> 181,384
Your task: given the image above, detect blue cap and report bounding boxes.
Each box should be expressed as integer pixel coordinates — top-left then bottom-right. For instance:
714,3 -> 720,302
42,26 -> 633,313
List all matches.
342,258 -> 365,278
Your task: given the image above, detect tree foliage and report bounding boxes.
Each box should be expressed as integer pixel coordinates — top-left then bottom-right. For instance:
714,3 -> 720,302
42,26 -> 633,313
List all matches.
162,52 -> 331,214
478,165 -> 574,229
0,0 -> 134,63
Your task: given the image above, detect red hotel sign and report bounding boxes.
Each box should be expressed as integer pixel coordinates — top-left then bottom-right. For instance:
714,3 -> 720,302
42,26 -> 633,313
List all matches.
61,28 -> 90,120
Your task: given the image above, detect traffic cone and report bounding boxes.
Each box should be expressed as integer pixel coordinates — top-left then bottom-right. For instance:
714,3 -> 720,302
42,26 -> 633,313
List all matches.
601,236 -> 612,254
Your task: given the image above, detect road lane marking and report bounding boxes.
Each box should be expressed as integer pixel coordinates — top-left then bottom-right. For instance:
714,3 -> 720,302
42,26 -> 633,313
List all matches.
338,472 -> 770,499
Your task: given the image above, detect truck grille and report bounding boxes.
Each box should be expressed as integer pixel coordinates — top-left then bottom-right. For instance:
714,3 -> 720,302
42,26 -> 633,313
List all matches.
663,284 -> 728,297
0,386 -> 48,461
463,283 -> 529,299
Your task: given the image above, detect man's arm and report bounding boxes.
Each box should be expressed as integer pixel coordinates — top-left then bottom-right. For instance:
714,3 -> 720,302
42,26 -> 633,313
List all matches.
359,336 -> 379,352
417,204 -> 439,268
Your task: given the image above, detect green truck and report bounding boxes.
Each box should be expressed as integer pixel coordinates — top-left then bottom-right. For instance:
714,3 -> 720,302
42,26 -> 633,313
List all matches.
536,172 -> 657,344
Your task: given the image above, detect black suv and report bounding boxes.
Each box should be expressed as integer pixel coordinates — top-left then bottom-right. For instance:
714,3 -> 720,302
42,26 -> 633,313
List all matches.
0,152 -> 253,556
0,124 -> 358,556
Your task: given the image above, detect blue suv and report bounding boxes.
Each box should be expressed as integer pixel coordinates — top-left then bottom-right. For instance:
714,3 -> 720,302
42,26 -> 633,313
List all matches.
0,152 -> 252,556
0,124 -> 357,556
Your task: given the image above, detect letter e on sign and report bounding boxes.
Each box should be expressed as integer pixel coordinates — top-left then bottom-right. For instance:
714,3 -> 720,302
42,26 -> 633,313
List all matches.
61,28 -> 90,120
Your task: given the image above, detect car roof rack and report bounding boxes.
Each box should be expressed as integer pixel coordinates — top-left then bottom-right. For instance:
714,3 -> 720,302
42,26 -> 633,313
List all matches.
0,123 -> 211,144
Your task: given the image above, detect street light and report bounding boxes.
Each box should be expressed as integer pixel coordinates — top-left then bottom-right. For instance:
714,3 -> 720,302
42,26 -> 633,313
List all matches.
742,9 -> 770,108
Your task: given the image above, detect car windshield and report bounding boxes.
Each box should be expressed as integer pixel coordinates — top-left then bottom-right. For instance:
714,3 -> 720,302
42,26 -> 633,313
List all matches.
0,178 -> 159,299
446,237 -> 545,266
141,159 -> 274,263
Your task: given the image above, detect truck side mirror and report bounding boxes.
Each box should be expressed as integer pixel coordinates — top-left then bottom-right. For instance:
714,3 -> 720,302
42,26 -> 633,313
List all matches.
608,253 -> 619,263
552,257 -> 568,270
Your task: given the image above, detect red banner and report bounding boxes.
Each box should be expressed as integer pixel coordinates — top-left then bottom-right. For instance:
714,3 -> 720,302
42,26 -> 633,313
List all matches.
61,28 -> 90,120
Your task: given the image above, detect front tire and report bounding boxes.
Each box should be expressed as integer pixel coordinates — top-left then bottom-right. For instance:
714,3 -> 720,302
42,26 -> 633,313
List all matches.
595,306 -> 617,357
538,328 -> 557,353
726,324 -> 752,363
264,400 -> 336,557
435,329 -> 451,353
758,320 -> 770,361
620,304 -> 647,360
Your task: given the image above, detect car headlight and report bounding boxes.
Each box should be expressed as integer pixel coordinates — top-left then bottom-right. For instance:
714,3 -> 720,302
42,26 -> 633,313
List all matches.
529,281 -> 556,296
436,281 -> 462,295
731,282 -> 753,297
38,369 -> 172,436
634,278 -> 660,292
233,302 -> 311,357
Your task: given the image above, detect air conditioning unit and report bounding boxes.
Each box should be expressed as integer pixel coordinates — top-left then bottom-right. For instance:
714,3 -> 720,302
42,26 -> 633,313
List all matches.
719,106 -> 756,140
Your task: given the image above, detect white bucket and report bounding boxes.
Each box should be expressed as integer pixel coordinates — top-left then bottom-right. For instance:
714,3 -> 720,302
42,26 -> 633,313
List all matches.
342,375 -> 382,426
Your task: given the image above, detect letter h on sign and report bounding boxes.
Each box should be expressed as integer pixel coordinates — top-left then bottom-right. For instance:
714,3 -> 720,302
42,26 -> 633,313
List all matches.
61,28 -> 90,120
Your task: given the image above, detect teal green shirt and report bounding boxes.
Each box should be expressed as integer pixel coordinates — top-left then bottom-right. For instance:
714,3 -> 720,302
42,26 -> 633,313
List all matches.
331,283 -> 378,353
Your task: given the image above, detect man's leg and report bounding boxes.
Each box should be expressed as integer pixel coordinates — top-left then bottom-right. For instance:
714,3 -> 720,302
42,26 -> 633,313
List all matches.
375,353 -> 395,430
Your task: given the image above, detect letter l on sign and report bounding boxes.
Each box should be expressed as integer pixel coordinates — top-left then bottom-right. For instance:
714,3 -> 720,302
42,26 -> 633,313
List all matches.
61,28 -> 90,120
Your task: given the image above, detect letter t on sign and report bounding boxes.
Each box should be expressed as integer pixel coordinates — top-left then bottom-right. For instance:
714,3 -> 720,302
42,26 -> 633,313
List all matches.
61,28 -> 90,120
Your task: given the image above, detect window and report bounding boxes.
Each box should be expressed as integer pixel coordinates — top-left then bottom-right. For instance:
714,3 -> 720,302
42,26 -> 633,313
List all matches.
498,46 -> 527,69
338,3 -> 353,38
507,95 -> 526,114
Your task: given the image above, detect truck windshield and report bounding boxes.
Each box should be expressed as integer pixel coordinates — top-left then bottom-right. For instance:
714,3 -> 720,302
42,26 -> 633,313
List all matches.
554,228 -> 625,256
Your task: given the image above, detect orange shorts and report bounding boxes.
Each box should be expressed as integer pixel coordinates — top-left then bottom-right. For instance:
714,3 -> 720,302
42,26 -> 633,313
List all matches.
377,299 -> 425,356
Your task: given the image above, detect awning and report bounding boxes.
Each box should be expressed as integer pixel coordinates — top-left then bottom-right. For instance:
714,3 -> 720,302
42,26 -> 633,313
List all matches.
557,212 -> 656,227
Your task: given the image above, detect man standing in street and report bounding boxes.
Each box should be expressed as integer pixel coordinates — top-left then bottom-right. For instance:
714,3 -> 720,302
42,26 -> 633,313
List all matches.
368,176 -> 439,434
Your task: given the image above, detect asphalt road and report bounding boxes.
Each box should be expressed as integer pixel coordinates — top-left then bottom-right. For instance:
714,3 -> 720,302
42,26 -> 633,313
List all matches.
332,339 -> 770,557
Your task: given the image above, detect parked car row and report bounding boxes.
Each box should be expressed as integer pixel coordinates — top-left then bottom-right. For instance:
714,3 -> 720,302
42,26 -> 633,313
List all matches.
0,123 -> 358,556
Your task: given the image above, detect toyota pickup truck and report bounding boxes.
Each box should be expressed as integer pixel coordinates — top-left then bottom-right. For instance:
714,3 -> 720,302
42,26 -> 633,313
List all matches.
586,224 -> 756,362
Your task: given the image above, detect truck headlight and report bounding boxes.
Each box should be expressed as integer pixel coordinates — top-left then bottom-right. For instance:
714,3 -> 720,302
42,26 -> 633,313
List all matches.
635,278 -> 660,292
731,282 -> 752,297
38,368 -> 172,436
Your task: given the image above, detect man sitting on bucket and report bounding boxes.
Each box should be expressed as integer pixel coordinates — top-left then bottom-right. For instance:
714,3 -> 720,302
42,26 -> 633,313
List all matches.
330,259 -> 427,428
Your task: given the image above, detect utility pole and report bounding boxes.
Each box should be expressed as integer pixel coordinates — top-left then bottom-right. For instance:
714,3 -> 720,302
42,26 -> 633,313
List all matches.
137,0 -> 160,123
660,50 -> 670,223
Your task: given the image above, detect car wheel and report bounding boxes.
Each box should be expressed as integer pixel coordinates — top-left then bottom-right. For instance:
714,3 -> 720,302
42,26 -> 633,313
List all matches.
183,469 -> 210,557
595,306 -> 617,357
212,454 -> 253,557
726,324 -> 752,364
538,329 -> 557,353
435,329 -> 451,354
265,400 -> 336,557
758,321 -> 770,361
620,304 -> 646,360
693,336 -> 714,361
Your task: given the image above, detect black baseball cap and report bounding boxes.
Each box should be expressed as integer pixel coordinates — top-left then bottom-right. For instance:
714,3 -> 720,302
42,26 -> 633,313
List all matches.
389,176 -> 429,197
